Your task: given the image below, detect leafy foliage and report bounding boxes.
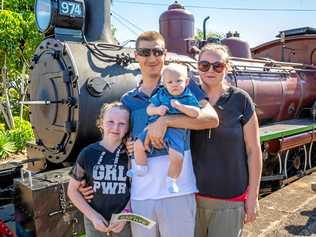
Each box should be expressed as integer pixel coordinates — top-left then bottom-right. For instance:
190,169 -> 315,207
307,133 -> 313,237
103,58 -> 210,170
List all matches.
7,117 -> 35,151
0,131 -> 17,159
0,10 -> 23,55
0,117 -> 34,158
0,6 -> 42,77
0,0 -> 43,125
4,0 -> 34,13
0,123 -> 5,131
195,28 -> 224,41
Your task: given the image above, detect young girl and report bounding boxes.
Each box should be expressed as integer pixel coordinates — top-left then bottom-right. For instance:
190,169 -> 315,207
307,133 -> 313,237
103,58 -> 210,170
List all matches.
67,102 -> 131,237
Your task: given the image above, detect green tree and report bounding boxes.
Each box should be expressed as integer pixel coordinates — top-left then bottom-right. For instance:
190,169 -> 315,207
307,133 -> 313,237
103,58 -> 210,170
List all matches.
0,0 -> 43,126
195,28 -> 224,41
0,1 -> 42,78
3,0 -> 33,12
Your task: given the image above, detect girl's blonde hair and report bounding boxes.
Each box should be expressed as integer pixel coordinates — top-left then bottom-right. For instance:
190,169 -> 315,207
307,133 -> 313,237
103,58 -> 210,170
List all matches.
96,102 -> 130,135
198,43 -> 231,70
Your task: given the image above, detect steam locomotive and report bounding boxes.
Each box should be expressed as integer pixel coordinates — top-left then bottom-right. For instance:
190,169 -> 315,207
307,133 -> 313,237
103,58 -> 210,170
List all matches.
1,0 -> 315,236
27,0 -> 316,179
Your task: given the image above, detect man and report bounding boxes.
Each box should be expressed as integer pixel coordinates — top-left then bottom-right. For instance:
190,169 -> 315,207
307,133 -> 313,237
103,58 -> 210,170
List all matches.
121,31 -> 218,237
80,31 -> 219,237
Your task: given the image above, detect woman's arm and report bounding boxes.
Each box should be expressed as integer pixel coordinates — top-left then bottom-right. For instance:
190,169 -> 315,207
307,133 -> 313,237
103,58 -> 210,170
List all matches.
243,113 -> 262,224
144,100 -> 218,150
67,178 -> 109,232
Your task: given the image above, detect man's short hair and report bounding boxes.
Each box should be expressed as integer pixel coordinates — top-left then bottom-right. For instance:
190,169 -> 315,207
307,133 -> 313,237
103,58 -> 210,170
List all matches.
135,31 -> 165,49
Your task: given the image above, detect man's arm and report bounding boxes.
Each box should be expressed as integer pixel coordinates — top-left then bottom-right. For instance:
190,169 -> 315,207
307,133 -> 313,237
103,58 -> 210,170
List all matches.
243,113 -> 262,224
144,100 -> 218,149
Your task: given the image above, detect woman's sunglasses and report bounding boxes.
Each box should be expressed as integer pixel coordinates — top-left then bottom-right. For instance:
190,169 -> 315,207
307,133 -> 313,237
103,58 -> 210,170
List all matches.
198,61 -> 226,73
136,48 -> 165,57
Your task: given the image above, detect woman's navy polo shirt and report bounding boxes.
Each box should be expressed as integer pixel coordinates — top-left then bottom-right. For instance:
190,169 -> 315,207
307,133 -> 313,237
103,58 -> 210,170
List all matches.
191,86 -> 255,199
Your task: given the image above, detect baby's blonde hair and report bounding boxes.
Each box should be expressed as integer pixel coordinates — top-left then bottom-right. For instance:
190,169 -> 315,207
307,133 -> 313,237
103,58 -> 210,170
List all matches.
162,63 -> 188,81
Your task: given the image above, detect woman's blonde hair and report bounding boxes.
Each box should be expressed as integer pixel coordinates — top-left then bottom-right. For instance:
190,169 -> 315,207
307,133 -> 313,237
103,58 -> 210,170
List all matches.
198,43 -> 231,66
96,102 -> 129,135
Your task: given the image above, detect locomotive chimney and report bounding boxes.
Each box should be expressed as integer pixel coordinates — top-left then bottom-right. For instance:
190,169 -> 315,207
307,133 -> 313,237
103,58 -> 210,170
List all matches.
84,0 -> 114,43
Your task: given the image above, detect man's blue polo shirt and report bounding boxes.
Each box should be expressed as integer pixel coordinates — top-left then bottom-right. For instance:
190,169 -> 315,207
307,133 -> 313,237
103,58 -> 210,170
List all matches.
121,79 -> 207,157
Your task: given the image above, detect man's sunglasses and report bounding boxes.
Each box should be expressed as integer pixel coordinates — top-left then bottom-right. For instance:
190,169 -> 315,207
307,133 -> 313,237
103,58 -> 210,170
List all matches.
136,48 -> 165,57
198,61 -> 226,73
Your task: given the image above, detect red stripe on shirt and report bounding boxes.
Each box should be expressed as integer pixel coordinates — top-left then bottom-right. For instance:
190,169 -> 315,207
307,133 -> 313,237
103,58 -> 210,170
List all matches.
196,188 -> 248,202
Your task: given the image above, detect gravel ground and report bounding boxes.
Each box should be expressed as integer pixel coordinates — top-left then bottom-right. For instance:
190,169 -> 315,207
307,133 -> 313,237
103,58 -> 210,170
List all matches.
244,172 -> 316,237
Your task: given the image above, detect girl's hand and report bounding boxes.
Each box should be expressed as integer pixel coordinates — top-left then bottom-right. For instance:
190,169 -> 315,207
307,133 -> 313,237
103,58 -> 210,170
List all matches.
91,213 -> 109,233
108,221 -> 127,233
125,137 -> 134,157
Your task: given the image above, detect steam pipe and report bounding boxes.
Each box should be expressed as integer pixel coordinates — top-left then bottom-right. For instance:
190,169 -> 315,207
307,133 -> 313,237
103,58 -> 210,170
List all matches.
84,0 -> 114,43
203,16 -> 210,40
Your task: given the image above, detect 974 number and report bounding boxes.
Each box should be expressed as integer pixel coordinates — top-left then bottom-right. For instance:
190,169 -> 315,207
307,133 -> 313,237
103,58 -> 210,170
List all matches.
60,1 -> 82,17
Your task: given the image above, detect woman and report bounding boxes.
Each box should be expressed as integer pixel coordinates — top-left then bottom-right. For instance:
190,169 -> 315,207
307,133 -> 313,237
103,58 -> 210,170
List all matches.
191,43 -> 262,237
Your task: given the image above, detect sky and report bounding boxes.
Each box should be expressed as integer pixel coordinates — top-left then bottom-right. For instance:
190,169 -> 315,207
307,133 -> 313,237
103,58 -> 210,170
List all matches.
110,0 -> 316,48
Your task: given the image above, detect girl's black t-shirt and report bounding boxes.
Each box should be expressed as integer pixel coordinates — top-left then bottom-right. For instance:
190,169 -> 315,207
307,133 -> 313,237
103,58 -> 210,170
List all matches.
70,142 -> 130,221
191,86 -> 255,198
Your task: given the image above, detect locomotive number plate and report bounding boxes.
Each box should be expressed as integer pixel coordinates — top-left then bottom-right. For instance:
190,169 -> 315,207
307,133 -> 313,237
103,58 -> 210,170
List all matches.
59,0 -> 83,17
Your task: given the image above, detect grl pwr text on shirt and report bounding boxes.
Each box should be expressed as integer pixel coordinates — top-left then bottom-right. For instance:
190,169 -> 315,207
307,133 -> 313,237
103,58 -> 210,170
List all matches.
92,164 -> 127,195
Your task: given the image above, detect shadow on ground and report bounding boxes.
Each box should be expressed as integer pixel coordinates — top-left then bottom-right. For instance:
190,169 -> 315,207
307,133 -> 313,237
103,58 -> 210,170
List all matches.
285,208 -> 316,236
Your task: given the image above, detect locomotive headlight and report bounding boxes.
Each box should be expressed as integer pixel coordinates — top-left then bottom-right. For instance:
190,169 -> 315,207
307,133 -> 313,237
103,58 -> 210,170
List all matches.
35,0 -> 52,33
35,0 -> 85,37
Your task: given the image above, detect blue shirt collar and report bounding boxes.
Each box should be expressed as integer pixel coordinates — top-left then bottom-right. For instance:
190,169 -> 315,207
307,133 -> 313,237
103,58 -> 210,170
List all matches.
131,78 -> 162,98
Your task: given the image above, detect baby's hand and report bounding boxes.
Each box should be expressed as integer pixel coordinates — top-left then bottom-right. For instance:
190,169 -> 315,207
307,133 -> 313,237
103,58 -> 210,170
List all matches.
171,99 -> 181,108
157,105 -> 169,116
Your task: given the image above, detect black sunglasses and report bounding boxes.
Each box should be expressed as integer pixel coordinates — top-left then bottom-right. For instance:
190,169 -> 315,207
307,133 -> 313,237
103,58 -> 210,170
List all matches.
198,61 -> 226,73
136,48 -> 165,57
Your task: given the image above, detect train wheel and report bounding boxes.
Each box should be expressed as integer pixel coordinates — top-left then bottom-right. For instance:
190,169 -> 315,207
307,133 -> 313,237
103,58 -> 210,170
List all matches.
277,153 -> 282,174
261,152 -> 283,176
284,145 -> 307,178
308,142 -> 316,169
